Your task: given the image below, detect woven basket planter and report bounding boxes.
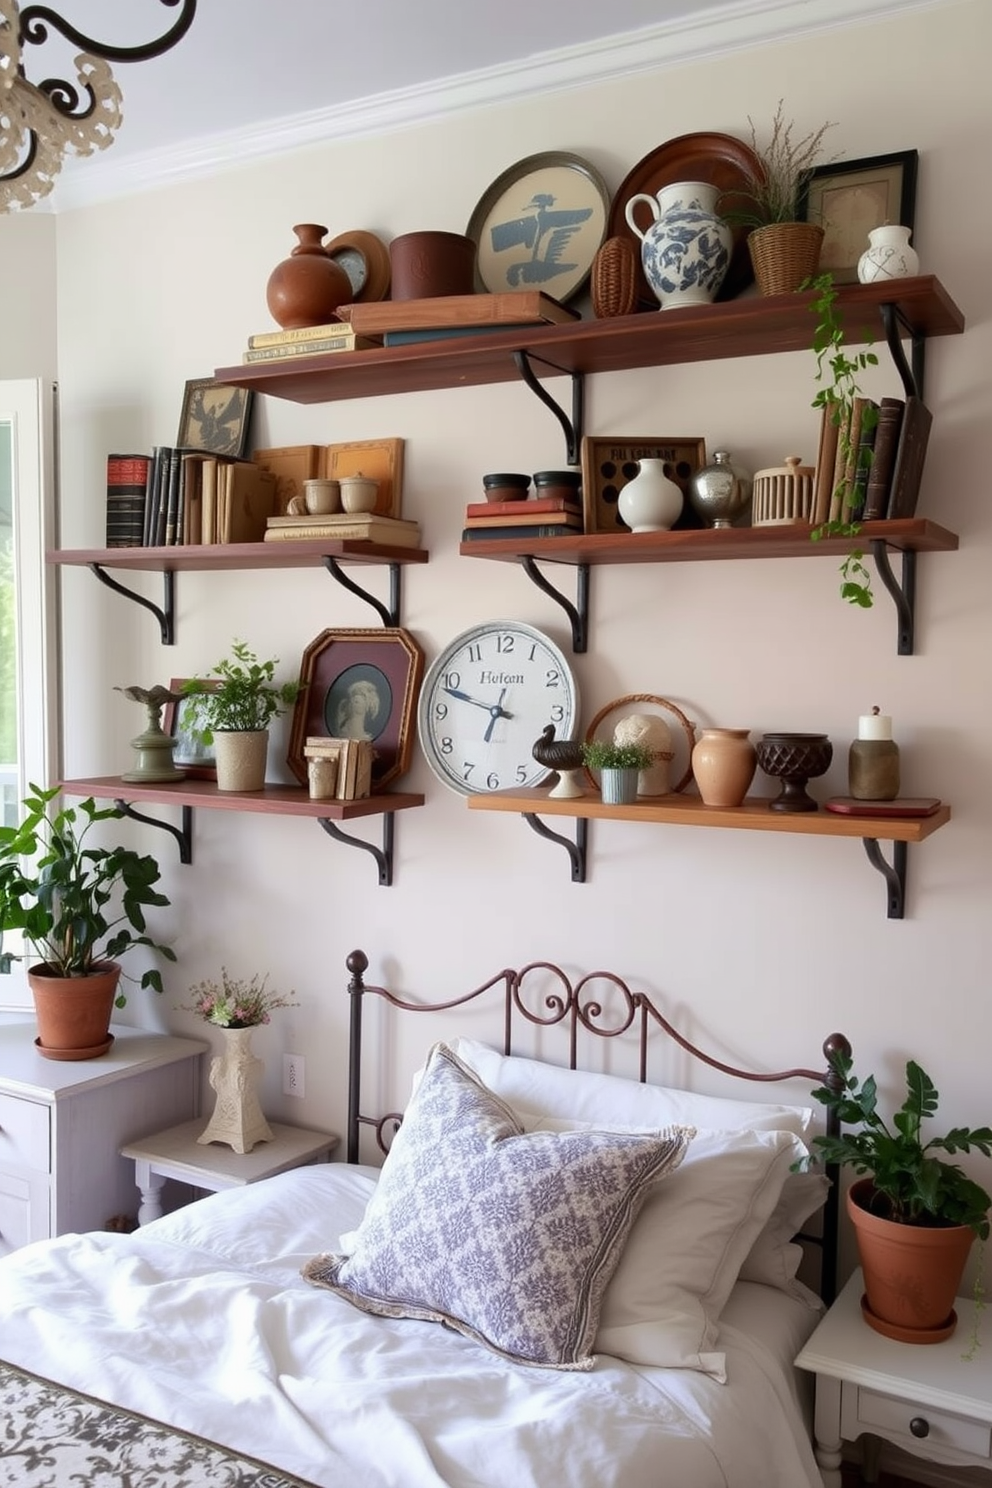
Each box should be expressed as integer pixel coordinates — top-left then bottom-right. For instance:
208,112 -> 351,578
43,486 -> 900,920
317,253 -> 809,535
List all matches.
747,222 -> 825,296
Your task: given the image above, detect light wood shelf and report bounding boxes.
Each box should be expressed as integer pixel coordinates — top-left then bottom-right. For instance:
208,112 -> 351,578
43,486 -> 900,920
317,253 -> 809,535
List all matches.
47,538 -> 428,572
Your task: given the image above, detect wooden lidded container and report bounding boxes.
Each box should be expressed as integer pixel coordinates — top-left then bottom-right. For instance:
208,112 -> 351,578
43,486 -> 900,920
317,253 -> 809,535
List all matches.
752,455 -> 815,526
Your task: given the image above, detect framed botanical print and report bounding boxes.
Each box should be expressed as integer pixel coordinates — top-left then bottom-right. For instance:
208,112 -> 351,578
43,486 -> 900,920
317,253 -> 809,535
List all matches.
287,628 -> 424,791
177,379 -> 254,459
798,150 -> 918,284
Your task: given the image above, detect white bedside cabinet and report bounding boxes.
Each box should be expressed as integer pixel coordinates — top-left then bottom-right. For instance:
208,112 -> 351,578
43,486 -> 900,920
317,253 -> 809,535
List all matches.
796,1269 -> 992,1486
0,1022 -> 207,1254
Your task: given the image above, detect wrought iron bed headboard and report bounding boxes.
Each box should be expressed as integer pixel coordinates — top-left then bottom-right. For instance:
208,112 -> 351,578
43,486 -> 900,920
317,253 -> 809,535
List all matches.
344,948 -> 849,1303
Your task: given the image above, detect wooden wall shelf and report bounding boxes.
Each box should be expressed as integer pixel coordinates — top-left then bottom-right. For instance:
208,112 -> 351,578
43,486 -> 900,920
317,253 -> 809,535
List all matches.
214,278 -> 963,404
468,789 -> 951,918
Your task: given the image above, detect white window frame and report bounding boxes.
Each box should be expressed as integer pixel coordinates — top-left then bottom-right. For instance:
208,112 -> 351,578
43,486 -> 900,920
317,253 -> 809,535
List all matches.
0,378 -> 58,1008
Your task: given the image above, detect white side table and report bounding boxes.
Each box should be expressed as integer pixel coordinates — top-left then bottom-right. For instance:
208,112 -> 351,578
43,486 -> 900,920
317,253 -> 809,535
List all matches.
121,1118 -> 339,1224
796,1269 -> 992,1486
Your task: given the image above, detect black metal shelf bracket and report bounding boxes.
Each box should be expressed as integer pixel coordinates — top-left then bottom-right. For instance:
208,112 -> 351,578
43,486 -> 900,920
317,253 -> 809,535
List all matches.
879,301 -> 926,401
522,812 -> 587,882
323,557 -> 401,627
90,564 -> 175,645
862,836 -> 908,919
871,541 -> 916,656
512,351 -> 584,466
113,800 -> 192,864
520,557 -> 589,653
318,812 -> 396,886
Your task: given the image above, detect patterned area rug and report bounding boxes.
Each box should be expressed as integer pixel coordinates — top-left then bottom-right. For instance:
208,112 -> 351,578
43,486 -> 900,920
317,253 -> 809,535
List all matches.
0,1360 -> 317,1488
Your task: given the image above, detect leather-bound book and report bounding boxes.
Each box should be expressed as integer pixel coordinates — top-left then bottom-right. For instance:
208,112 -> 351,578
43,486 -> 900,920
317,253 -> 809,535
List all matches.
862,398 -> 905,521
885,397 -> 933,520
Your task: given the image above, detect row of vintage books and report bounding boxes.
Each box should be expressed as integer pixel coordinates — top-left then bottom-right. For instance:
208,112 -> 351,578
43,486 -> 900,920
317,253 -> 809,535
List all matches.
811,393 -> 931,527
105,450 -> 276,548
460,494 -> 583,544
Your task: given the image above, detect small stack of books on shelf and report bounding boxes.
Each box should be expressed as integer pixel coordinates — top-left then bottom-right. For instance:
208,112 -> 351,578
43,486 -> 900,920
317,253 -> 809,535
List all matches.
264,512 -> 421,547
303,736 -> 373,801
811,394 -> 933,526
241,321 -> 381,364
461,494 -> 583,543
340,290 -> 580,345
105,448 -> 276,549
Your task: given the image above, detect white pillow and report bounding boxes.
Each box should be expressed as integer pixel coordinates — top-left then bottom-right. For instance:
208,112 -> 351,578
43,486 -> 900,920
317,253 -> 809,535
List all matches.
737,1170 -> 829,1306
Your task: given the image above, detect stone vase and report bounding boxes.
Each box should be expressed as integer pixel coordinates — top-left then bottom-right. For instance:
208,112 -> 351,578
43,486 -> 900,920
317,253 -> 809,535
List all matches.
624,181 -> 732,309
617,458 -> 683,532
691,728 -> 757,807
198,1026 -> 274,1154
213,729 -> 269,791
857,224 -> 920,284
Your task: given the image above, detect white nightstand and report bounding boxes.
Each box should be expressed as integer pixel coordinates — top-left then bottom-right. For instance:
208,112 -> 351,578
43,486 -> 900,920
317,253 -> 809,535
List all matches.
796,1269 -> 992,1486
121,1117 -> 340,1224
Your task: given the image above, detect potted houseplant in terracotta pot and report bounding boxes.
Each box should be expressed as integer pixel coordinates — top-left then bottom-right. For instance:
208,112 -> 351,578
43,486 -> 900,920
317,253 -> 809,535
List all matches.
721,99 -> 837,295
803,1045 -> 992,1342
581,737 -> 654,806
0,784 -> 176,1059
184,639 -> 304,792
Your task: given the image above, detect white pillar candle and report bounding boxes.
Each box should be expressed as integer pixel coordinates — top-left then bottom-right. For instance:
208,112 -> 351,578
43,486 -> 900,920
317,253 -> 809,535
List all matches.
858,706 -> 893,741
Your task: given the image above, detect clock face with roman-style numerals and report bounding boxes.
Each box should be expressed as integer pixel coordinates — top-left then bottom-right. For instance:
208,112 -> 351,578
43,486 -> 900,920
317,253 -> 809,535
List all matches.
418,621 -> 579,797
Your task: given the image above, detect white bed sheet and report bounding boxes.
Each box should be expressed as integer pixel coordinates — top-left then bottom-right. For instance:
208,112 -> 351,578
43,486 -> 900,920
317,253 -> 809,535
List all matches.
0,1164 -> 824,1488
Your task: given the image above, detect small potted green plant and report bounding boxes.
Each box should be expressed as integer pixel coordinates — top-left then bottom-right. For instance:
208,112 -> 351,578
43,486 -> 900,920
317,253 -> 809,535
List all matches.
720,99 -> 838,294
184,639 -> 303,792
801,1045 -> 992,1343
0,784 -> 176,1058
581,738 -> 653,806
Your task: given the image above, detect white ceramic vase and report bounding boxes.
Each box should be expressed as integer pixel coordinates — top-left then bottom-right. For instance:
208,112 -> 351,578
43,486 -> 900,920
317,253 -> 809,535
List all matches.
857,224 -> 919,284
618,458 -> 683,532
198,1026 -> 274,1154
624,180 -> 732,309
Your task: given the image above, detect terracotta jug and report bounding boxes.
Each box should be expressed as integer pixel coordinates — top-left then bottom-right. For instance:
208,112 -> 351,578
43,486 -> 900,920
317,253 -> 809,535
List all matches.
691,728 -> 756,807
266,224 -> 352,330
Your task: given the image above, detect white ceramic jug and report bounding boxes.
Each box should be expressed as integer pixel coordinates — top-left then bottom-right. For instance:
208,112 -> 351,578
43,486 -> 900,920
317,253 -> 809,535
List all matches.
624,180 -> 731,309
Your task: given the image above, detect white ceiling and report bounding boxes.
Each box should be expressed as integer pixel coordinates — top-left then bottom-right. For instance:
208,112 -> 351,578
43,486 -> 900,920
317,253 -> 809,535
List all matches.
26,0 -> 935,207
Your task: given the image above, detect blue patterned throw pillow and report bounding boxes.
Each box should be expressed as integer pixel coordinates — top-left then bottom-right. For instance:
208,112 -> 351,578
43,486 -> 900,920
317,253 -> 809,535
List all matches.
302,1042 -> 692,1369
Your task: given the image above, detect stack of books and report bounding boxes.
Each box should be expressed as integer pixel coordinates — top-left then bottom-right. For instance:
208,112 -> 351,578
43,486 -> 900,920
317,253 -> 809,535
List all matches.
105,448 -> 276,548
811,394 -> 932,526
304,736 -> 373,800
264,511 -> 421,547
241,321 -> 381,364
341,290 -> 580,346
461,494 -> 583,543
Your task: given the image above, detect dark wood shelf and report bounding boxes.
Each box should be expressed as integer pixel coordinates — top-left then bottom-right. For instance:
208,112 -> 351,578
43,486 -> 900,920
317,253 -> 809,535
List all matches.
468,788 -> 950,842
214,277 -> 964,404
61,776 -> 424,819
47,538 -> 428,572
459,517 -> 958,566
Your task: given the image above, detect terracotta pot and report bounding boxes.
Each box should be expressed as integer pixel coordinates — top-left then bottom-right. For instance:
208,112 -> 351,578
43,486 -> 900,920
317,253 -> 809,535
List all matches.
847,1178 -> 975,1342
691,728 -> 756,807
213,729 -> 269,791
265,223 -> 352,330
29,961 -> 121,1059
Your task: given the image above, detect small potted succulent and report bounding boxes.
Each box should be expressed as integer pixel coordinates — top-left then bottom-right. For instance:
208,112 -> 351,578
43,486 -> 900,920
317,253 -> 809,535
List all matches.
0,784 -> 175,1057
184,639 -> 303,792
581,737 -> 653,806
801,1044 -> 992,1343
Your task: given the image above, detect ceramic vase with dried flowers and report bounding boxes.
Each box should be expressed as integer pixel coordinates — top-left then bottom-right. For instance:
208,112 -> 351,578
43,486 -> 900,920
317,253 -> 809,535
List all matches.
720,100 -> 838,294
180,970 -> 300,1154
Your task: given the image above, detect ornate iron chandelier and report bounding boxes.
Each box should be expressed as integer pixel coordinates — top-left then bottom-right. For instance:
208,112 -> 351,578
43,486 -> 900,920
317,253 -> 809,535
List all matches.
0,0 -> 197,210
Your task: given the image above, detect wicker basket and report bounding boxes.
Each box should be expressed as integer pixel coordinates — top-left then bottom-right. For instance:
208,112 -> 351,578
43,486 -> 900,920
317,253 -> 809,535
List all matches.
747,222 -> 825,296
591,235 -> 639,318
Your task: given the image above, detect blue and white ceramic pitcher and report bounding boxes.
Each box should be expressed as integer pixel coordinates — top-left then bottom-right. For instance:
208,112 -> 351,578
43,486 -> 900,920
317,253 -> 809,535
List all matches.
624,180 -> 731,310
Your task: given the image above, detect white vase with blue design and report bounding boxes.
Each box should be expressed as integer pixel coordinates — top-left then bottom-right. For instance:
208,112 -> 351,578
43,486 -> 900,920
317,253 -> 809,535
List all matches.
624,180 -> 732,310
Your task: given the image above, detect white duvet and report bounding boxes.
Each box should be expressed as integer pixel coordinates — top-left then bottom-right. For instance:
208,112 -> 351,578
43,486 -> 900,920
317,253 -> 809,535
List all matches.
0,1164 -> 823,1488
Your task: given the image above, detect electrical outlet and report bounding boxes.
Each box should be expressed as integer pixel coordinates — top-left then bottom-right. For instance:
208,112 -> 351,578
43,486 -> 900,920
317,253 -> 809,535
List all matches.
283,1053 -> 305,1099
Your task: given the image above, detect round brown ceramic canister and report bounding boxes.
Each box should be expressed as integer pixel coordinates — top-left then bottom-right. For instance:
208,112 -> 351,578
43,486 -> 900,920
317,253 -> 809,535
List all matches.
388,231 -> 477,300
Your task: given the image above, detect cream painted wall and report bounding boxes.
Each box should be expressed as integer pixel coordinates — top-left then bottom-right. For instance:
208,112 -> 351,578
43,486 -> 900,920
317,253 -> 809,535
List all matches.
0,213 -> 57,381
33,1 -> 992,1285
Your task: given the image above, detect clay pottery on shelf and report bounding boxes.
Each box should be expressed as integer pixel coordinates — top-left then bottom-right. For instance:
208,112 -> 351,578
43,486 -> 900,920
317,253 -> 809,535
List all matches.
756,732 -> 833,812
624,181 -> 732,309
482,472 -> 530,502
617,457 -> 683,531
691,728 -> 756,807
848,1179 -> 973,1343
266,224 -> 352,330
857,224 -> 919,284
388,231 -> 476,300
339,474 -> 379,513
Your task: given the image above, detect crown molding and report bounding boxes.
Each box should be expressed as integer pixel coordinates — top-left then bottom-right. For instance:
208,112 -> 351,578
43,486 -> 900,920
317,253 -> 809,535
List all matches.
50,0 -> 941,212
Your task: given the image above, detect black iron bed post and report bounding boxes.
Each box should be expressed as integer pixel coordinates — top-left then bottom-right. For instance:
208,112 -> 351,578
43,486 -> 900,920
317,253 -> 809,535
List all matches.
346,949 -> 369,1164
819,1030 -> 853,1305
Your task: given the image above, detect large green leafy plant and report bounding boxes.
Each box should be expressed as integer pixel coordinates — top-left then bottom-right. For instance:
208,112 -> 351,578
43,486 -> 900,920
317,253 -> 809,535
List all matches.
0,784 -> 175,1001
804,1047 -> 992,1238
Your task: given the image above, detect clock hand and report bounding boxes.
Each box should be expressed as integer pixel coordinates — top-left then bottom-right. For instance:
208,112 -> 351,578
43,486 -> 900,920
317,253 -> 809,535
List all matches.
443,687 -> 491,711
484,688 -> 510,744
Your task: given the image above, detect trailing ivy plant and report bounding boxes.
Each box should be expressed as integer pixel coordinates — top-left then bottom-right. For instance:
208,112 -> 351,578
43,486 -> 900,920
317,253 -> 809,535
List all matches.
806,272 -> 879,607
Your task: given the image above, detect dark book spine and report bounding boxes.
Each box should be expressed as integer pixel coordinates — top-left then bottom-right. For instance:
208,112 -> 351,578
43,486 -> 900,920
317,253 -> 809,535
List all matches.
885,398 -> 933,520
143,446 -> 164,547
862,398 -> 905,521
461,523 -> 583,541
161,447 -> 181,545
105,453 -> 150,548
849,399 -> 879,518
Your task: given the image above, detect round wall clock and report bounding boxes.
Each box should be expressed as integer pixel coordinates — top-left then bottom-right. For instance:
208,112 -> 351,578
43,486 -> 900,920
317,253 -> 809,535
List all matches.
418,621 -> 579,797
324,230 -> 391,303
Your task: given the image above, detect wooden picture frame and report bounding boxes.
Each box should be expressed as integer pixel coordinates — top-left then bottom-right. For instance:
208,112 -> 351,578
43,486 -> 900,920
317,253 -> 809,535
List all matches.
287,628 -> 424,791
322,437 -> 405,519
253,445 -> 323,517
580,435 -> 707,535
163,678 -> 221,779
177,379 -> 254,459
797,150 -> 919,285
